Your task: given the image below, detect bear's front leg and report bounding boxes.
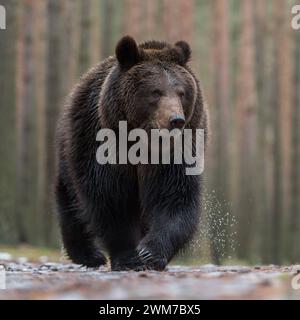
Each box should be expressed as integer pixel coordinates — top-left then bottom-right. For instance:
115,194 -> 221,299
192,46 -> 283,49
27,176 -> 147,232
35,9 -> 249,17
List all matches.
137,165 -> 202,271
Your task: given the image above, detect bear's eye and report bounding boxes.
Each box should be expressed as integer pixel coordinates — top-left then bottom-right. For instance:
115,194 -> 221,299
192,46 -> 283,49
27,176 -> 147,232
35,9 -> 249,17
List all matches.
151,89 -> 163,98
177,90 -> 185,99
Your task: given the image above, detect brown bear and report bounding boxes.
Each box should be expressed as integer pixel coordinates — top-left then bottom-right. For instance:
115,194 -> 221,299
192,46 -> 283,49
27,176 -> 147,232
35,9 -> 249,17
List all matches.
55,36 -> 209,271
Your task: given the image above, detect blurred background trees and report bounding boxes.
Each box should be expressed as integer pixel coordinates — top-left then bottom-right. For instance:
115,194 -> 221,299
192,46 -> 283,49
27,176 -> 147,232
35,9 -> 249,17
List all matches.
0,0 -> 299,265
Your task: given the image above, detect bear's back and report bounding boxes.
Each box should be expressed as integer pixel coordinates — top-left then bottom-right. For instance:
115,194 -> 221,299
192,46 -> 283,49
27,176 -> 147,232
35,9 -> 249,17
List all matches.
56,56 -> 117,161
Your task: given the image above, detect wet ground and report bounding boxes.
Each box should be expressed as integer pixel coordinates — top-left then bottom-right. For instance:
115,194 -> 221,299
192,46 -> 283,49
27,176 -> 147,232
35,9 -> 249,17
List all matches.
0,261 -> 300,299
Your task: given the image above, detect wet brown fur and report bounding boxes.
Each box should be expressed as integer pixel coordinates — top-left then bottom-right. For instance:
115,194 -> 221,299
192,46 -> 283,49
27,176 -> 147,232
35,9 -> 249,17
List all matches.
55,36 -> 209,271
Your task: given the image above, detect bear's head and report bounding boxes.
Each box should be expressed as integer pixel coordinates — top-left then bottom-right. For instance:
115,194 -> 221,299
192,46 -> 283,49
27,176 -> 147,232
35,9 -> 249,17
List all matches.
100,36 -> 199,132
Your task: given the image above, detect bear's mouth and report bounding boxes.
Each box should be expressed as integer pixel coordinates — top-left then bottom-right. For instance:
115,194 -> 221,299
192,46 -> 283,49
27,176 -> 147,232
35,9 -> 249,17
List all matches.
140,120 -> 185,132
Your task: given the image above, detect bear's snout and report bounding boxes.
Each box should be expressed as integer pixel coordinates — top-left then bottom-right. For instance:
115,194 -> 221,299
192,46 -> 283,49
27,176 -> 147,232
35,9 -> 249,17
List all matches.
169,114 -> 185,130
155,96 -> 184,130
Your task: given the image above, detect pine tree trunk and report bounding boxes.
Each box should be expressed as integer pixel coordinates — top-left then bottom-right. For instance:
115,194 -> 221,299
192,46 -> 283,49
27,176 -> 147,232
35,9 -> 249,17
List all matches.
144,0 -> 157,39
209,0 -> 230,264
44,0 -> 64,246
272,0 -> 293,263
0,0 -> 19,243
289,24 -> 300,262
33,0 -> 47,245
101,0 -> 114,57
78,0 -> 92,75
162,0 -> 180,42
235,0 -> 258,261
15,0 -> 38,243
254,0 -> 273,263
125,0 -> 142,41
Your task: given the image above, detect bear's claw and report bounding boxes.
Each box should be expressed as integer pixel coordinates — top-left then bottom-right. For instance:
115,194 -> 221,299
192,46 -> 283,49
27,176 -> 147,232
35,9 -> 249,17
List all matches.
68,251 -> 107,268
110,250 -> 146,271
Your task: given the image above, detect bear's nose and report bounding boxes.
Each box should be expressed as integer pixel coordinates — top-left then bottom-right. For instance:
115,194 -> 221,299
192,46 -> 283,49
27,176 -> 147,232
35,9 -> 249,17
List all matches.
169,115 -> 185,129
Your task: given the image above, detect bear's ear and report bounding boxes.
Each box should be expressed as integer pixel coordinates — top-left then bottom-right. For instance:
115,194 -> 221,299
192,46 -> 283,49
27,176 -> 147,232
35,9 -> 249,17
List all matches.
174,41 -> 191,65
116,36 -> 140,70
